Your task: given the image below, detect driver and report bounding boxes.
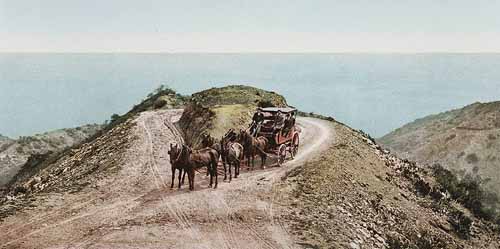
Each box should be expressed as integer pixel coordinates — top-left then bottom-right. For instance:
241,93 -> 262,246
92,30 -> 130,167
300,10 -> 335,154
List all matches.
250,110 -> 264,136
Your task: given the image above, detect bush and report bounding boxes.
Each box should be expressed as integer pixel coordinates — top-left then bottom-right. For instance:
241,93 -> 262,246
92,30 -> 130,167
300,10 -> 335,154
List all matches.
387,230 -> 447,249
448,209 -> 472,239
153,98 -> 168,109
431,164 -> 500,222
257,100 -> 275,108
15,146 -> 24,154
110,114 -> 120,123
465,153 -> 479,164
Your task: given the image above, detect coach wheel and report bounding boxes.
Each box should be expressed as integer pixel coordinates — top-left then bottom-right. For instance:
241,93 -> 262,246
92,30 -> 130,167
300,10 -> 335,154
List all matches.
278,144 -> 287,166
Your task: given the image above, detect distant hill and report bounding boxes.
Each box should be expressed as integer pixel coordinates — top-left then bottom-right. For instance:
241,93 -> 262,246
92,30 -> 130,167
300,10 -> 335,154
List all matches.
379,101 -> 500,192
0,124 -> 102,187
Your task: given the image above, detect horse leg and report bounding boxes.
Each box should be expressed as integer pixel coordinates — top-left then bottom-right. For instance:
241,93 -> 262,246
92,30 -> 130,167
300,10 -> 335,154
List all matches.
228,160 -> 232,182
247,153 -> 251,170
235,160 -> 240,178
189,170 -> 195,191
214,162 -> 218,189
171,167 -> 175,189
181,170 -> 186,185
252,154 -> 255,170
209,165 -> 213,188
178,168 -> 183,189
261,152 -> 267,169
223,160 -> 228,181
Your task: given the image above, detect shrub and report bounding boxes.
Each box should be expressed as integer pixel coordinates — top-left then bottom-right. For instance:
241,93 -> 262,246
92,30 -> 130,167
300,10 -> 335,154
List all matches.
257,100 -> 275,108
448,209 -> 472,239
153,98 -> 168,109
15,146 -> 24,154
465,153 -> 479,164
110,114 -> 120,123
431,164 -> 500,222
387,230 -> 447,249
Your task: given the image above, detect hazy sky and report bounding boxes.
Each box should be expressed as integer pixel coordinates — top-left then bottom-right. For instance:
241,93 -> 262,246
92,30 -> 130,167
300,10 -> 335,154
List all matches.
1,0 -> 500,52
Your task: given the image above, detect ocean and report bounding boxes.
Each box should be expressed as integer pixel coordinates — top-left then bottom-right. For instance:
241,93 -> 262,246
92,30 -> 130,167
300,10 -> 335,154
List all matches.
1,53 -> 499,138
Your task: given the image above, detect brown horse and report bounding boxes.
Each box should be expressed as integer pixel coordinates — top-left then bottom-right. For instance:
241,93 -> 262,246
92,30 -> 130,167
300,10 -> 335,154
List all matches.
221,134 -> 244,182
201,133 -> 220,176
200,133 -> 216,148
176,144 -> 219,190
168,143 -> 187,189
238,129 -> 268,170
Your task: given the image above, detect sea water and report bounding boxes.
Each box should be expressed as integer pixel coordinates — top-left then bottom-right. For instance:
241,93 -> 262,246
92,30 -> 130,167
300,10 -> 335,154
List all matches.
1,53 -> 499,138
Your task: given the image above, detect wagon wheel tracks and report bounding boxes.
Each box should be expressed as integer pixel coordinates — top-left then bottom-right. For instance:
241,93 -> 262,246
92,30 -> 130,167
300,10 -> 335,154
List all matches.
0,111 -> 334,249
141,114 -> 206,247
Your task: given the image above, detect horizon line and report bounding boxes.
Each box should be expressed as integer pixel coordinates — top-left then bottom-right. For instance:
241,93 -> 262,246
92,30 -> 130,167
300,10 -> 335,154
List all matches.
2,51 -> 500,54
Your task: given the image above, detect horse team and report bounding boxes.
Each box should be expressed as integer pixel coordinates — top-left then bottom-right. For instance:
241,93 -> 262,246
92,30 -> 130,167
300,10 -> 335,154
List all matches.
168,129 -> 269,191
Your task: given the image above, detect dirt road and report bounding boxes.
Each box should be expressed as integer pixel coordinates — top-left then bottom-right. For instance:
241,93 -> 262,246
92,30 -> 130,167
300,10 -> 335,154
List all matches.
0,109 -> 334,249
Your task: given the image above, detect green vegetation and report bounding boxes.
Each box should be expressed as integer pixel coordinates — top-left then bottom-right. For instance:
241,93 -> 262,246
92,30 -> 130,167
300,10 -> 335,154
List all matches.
179,85 -> 287,147
448,209 -> 473,239
110,114 -> 121,123
190,85 -> 287,108
387,231 -> 447,249
106,84 -> 187,129
431,164 -> 500,225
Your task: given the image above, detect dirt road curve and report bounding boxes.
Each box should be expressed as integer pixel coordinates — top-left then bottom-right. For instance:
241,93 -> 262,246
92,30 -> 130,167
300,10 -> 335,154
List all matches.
0,109 -> 334,249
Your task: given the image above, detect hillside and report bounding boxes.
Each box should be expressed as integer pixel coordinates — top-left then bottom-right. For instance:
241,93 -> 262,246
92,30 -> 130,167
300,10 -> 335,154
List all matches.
0,124 -> 102,187
1,86 -> 499,249
277,120 -> 499,248
378,101 -> 500,192
179,85 -> 287,147
0,135 -> 13,153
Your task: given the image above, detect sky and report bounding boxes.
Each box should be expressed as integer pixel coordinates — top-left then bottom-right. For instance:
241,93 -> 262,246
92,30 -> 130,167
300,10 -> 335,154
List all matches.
1,0 -> 500,52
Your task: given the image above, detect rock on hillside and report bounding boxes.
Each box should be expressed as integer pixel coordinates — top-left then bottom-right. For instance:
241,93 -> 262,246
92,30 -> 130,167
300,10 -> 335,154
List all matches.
0,124 -> 102,187
277,119 -> 500,249
378,101 -> 500,192
179,85 -> 288,147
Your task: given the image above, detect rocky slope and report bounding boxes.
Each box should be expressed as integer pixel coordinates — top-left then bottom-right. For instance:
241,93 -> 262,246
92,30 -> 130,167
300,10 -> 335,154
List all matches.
378,101 -> 500,192
0,124 -> 102,187
276,120 -> 500,248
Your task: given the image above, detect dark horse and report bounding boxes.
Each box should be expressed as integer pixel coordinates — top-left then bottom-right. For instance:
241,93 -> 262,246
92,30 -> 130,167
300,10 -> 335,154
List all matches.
168,143 -> 187,189
221,131 -> 244,182
238,129 -> 268,170
176,144 -> 219,190
201,133 -> 221,176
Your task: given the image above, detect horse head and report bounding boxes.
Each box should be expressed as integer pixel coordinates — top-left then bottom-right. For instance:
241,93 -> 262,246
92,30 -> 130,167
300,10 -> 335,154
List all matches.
183,144 -> 192,156
168,143 -> 180,165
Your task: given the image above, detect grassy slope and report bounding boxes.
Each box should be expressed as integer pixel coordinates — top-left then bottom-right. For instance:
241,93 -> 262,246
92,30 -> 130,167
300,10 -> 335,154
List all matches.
179,85 -> 287,147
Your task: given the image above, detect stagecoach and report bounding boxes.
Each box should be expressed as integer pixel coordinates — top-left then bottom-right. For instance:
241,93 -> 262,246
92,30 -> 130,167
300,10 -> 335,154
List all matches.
251,107 -> 300,166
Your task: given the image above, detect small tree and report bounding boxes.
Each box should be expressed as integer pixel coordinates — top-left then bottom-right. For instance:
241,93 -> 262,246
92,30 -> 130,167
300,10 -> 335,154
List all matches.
110,114 -> 120,123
